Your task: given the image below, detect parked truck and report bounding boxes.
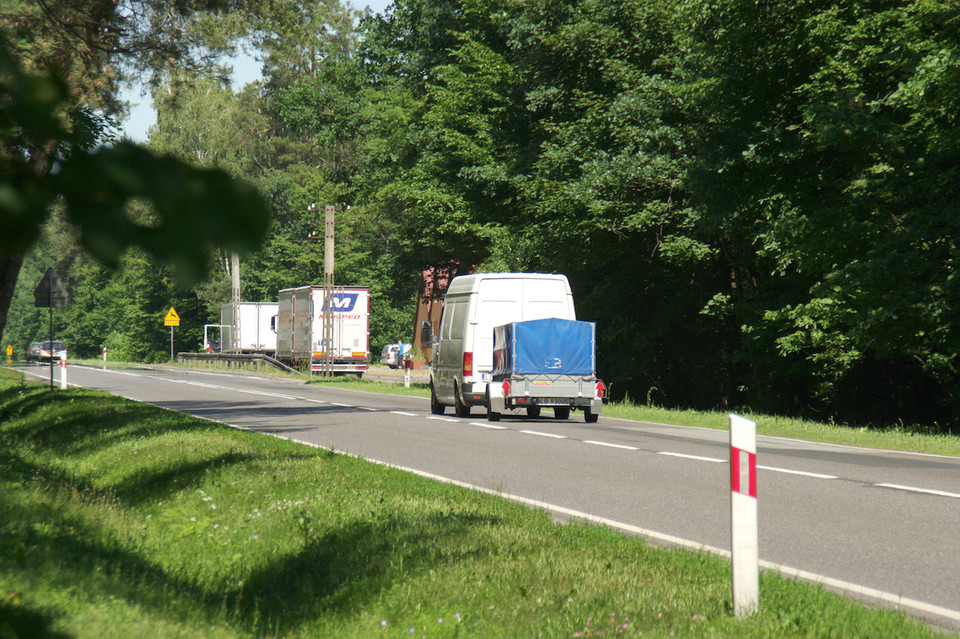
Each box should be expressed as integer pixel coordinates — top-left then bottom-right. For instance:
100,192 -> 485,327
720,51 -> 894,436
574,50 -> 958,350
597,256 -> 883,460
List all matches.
218,302 -> 279,353
486,317 -> 605,423
275,286 -> 370,375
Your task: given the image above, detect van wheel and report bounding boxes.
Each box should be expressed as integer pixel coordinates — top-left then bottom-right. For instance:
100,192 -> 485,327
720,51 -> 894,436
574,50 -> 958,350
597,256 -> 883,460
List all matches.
454,387 -> 470,417
430,384 -> 445,415
526,406 -> 541,419
554,406 -> 571,420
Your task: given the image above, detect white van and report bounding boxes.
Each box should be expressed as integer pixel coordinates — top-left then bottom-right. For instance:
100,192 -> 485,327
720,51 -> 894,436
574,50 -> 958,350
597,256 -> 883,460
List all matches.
421,273 -> 576,416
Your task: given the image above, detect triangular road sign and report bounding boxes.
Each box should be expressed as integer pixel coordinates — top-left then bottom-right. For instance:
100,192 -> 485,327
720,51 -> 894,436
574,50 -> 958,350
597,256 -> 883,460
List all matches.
164,307 -> 180,327
34,268 -> 69,308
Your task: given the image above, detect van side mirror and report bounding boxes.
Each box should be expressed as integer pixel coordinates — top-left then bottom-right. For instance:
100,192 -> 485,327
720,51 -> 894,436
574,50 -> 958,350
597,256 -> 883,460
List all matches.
420,320 -> 433,346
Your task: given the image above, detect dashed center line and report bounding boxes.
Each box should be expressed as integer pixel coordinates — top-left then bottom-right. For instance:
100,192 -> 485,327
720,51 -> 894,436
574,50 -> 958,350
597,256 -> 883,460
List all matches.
875,484 -> 960,500
58,369 -> 960,506
584,440 -> 639,451
521,430 -> 567,439
758,465 -> 837,480
658,451 -> 725,463
470,421 -> 508,430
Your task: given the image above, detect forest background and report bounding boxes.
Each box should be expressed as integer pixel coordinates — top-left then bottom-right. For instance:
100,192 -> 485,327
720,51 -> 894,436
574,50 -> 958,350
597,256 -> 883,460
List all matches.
3,0 -> 959,431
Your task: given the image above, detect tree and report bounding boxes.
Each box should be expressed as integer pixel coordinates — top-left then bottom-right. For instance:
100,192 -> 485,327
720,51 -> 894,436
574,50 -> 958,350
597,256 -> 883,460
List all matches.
0,1 -> 270,342
682,0 -> 960,422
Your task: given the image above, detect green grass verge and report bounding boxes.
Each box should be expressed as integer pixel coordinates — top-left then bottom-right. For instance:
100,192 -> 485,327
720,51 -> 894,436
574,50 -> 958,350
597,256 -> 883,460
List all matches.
0,368 -> 945,638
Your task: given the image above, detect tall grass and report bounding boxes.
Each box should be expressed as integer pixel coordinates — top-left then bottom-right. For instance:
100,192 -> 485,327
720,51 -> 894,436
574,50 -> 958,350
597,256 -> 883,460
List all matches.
0,368 -> 944,637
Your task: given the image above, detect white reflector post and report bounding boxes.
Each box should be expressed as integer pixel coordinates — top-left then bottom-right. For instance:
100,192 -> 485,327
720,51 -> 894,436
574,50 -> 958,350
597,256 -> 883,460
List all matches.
730,413 -> 758,617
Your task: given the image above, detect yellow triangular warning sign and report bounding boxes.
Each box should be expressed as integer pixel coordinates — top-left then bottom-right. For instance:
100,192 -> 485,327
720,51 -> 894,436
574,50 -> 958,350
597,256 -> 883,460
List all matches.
164,307 -> 180,327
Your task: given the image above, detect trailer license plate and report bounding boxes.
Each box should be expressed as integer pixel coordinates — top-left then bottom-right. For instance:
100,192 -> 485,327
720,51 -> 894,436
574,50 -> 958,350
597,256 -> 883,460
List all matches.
537,398 -> 569,406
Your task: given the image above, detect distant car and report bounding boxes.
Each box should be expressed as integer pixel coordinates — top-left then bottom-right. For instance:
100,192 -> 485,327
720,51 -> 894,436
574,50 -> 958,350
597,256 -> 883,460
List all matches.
25,341 -> 43,362
380,343 -> 411,369
38,340 -> 66,362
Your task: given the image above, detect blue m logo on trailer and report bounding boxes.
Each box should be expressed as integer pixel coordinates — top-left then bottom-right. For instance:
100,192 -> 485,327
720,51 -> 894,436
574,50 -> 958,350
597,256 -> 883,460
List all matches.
323,293 -> 359,312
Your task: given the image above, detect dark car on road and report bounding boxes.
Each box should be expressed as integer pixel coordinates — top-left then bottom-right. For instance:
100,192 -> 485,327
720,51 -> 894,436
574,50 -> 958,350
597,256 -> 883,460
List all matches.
25,341 -> 43,362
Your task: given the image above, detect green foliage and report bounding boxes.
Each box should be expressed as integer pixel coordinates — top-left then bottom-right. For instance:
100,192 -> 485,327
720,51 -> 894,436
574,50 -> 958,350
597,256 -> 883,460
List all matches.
0,4 -> 272,359
8,0 -> 960,425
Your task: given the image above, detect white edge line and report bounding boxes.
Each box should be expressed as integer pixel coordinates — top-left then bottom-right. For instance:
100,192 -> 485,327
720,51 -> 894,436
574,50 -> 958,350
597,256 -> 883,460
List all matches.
584,440 -> 639,451
757,465 -> 838,480
875,483 -> 960,500
366,458 -> 960,628
658,451 -> 725,463
758,560 -> 960,625
520,429 -> 567,439
391,411 -> 417,417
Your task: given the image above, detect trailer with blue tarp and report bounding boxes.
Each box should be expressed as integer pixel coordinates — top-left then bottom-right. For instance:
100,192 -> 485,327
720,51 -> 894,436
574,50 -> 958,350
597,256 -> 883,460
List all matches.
487,317 -> 605,423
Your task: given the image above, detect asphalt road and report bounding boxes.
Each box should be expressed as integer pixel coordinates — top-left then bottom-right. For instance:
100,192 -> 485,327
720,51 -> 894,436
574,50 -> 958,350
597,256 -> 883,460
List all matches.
20,363 -> 960,631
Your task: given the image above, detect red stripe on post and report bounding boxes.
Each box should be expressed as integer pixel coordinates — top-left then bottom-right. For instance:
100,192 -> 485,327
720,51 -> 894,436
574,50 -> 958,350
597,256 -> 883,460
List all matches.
730,446 -> 757,498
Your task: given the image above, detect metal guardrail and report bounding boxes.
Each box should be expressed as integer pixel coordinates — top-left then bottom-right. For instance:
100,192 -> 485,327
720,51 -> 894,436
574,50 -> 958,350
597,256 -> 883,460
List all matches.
177,352 -> 300,374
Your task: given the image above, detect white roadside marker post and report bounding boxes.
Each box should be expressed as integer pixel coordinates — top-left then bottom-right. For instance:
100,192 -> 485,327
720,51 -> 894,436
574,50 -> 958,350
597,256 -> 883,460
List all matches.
730,413 -> 759,617
60,350 -> 67,390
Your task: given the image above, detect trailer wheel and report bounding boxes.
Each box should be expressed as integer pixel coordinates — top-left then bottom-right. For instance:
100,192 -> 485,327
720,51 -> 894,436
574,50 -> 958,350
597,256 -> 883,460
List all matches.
526,406 -> 541,419
554,406 -> 570,420
430,384 -> 445,415
487,407 -> 501,422
584,407 -> 599,423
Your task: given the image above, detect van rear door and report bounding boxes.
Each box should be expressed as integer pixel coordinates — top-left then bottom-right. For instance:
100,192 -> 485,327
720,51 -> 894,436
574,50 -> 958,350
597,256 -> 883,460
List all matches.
473,277 -> 574,377
474,279 -> 523,377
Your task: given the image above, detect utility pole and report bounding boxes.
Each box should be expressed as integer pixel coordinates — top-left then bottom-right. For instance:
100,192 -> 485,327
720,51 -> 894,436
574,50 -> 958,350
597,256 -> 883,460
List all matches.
322,205 -> 336,377
231,252 -> 241,353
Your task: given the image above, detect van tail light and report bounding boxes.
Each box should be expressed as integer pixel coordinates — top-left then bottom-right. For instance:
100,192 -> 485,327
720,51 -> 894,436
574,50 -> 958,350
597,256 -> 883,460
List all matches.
463,352 -> 473,377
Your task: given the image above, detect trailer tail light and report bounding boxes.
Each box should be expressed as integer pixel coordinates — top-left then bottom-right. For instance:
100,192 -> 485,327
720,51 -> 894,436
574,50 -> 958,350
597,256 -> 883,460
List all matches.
501,380 -> 511,397
463,352 -> 473,377
596,380 -> 606,399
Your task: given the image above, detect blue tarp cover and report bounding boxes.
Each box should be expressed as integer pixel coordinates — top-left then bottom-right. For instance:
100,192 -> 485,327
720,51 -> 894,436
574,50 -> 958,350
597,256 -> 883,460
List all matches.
493,318 -> 595,376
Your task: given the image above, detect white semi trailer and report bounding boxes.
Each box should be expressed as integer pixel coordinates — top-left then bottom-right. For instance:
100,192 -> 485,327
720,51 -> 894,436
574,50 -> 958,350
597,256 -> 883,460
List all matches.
219,302 -> 279,353
275,286 -> 370,375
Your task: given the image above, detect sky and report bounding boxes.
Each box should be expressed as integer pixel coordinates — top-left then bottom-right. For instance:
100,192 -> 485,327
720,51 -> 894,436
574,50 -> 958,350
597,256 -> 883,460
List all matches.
119,0 -> 392,143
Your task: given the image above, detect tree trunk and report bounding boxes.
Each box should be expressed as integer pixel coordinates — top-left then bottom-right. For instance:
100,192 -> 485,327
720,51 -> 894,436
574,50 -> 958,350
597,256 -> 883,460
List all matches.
0,253 -> 25,341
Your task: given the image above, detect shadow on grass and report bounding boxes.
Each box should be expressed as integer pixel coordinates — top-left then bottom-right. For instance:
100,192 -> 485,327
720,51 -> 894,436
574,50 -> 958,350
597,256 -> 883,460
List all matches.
0,386 -> 190,456
238,509 -> 500,631
0,597 -> 72,639
1,383 -> 505,634
1,477 -> 502,635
